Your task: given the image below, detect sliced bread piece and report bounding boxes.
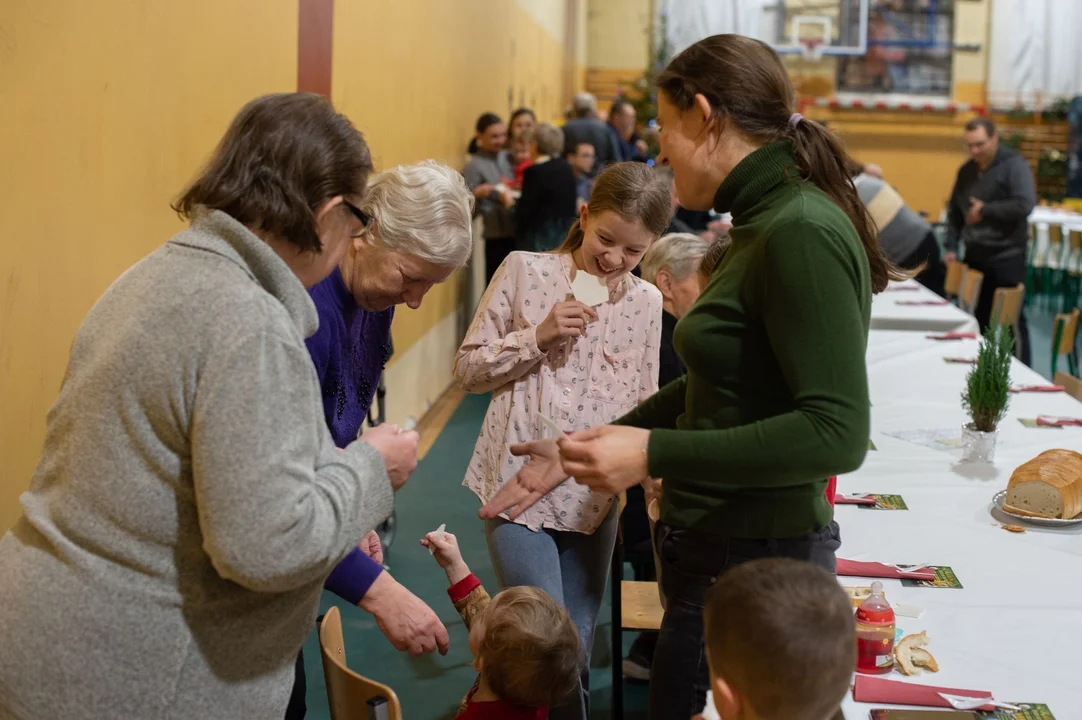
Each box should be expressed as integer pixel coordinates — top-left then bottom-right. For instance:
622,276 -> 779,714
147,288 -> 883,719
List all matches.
910,647 -> 939,673
894,631 -> 938,676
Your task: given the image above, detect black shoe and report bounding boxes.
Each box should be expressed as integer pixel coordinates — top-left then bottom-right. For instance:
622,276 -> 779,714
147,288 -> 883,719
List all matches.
622,632 -> 657,682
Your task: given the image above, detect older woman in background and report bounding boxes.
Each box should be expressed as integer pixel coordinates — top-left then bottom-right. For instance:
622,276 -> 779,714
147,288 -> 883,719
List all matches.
0,93 -> 416,720
288,160 -> 474,718
515,123 -> 579,253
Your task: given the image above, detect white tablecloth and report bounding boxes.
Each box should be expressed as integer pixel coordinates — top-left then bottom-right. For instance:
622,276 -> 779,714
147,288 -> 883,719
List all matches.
840,330 -> 1082,717
871,281 -> 979,334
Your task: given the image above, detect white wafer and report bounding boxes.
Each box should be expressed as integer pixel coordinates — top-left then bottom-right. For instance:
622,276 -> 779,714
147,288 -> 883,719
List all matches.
427,523 -> 446,556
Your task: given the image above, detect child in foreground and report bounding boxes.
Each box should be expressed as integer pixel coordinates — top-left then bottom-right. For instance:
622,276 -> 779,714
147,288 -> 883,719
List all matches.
698,558 -> 854,720
421,529 -> 581,720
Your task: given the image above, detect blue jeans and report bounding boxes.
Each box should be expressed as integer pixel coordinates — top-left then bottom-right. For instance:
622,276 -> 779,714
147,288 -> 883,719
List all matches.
649,520 -> 841,720
484,504 -> 618,720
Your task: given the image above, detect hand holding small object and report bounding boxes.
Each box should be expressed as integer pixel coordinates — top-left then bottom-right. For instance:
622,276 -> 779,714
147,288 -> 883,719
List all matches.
361,423 -> 418,491
420,527 -> 470,585
536,300 -> 598,350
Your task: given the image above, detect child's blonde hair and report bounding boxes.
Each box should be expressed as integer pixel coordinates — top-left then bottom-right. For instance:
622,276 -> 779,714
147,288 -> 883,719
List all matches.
556,162 -> 672,254
481,586 -> 581,708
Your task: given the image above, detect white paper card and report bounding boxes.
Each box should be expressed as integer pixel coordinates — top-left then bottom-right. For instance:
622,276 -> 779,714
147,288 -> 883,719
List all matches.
699,691 -> 721,720
570,272 -> 609,306
427,523 -> 446,556
895,603 -> 925,619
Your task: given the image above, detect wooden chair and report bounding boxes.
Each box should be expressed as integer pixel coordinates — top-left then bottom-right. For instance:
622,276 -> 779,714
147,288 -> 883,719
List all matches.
319,607 -> 403,720
1051,308 -> 1080,377
959,266 -> 984,316
1054,371 -> 1082,403
1063,230 -> 1082,313
944,260 -> 965,299
610,496 -> 664,719
991,283 -> 1026,360
1042,223 -> 1066,309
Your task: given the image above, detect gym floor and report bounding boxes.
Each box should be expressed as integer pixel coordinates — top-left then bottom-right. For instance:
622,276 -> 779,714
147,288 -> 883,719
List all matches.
300,391 -> 649,720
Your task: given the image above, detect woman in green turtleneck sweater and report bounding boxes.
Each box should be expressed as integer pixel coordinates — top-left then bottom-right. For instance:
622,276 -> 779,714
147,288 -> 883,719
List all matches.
480,34 -> 907,717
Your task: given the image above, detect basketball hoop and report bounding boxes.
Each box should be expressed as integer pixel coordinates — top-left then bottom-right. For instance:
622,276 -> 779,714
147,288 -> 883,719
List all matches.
800,38 -> 824,62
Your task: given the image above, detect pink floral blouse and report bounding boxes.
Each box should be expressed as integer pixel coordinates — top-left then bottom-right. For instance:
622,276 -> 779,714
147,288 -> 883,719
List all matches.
454,251 -> 662,534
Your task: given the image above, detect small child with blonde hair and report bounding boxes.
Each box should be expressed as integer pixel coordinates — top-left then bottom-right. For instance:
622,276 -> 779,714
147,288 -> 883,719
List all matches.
421,529 -> 581,719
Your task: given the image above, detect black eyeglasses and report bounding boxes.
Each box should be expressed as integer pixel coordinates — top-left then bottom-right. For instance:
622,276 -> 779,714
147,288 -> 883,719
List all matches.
343,200 -> 370,237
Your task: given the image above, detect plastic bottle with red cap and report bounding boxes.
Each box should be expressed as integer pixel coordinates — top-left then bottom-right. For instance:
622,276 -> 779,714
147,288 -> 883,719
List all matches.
854,581 -> 895,674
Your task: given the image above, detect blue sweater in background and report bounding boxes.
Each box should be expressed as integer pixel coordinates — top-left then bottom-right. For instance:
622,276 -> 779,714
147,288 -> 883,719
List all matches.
306,267 -> 395,604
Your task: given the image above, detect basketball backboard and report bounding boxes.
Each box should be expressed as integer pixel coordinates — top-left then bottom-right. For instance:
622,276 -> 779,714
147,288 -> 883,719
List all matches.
760,0 -> 870,60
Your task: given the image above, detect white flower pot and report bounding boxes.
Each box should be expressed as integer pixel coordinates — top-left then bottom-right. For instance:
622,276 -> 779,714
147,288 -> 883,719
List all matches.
961,423 -> 997,463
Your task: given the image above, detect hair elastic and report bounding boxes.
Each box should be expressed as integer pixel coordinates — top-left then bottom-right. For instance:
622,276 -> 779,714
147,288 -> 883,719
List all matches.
788,113 -> 804,130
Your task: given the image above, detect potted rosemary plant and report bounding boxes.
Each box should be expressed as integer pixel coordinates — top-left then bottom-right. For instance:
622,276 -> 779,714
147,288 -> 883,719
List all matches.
960,324 -> 1014,462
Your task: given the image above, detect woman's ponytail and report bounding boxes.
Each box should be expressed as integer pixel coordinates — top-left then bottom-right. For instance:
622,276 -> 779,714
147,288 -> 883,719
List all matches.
789,116 -> 910,293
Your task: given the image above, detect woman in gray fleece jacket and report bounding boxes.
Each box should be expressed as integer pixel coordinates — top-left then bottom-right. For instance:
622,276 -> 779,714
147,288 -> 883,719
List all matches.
0,94 -> 416,720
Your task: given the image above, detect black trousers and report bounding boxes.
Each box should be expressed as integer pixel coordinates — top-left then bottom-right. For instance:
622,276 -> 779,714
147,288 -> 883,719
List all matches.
648,521 -> 841,720
969,256 -> 1031,367
901,231 -> 947,299
484,236 -> 514,286
285,650 -> 307,719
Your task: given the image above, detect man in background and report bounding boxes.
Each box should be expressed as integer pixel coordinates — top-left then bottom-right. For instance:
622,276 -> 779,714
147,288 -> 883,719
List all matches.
562,92 -> 619,175
566,141 -> 596,210
945,117 -> 1036,364
607,99 -> 648,163
853,163 -> 946,297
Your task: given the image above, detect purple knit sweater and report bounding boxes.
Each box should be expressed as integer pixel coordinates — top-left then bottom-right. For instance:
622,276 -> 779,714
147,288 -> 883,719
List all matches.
306,267 -> 394,603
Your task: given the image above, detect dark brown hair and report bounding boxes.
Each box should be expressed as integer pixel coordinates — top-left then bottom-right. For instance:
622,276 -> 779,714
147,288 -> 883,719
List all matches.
480,586 -> 581,708
173,93 -> 371,253
556,162 -> 672,253
475,112 -> 503,135
704,558 -> 855,720
965,116 -> 996,136
698,234 -> 732,281
656,34 -> 906,293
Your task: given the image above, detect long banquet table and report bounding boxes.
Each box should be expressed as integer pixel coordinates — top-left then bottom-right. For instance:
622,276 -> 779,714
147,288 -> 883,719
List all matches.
871,281 -> 978,334
839,329 -> 1082,717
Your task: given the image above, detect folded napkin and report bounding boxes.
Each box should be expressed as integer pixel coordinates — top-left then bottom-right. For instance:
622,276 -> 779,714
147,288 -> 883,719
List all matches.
836,559 -> 936,581
853,675 -> 994,711
896,300 -> 949,306
1036,415 -> 1082,427
943,357 -> 976,364
834,493 -> 877,505
926,331 -> 976,340
1010,384 -> 1065,393
886,284 -> 921,292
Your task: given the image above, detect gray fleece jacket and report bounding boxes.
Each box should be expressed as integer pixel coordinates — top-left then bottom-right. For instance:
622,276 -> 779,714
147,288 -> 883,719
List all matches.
0,210 -> 393,720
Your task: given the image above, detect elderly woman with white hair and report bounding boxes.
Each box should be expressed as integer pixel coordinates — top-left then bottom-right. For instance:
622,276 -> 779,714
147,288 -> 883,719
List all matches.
289,160 -> 475,719
639,232 -> 711,386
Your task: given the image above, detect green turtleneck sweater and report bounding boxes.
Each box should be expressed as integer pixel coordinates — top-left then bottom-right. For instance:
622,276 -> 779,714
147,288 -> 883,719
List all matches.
617,141 -> 872,538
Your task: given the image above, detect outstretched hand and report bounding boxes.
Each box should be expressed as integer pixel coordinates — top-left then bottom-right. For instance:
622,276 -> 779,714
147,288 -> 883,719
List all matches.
559,425 -> 651,493
478,439 -> 569,520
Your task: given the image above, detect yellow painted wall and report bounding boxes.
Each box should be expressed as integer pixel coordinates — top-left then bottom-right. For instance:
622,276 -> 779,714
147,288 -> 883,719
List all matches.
584,0 -> 651,106
332,0 -> 573,422
952,0 -> 990,106
0,0 -> 298,532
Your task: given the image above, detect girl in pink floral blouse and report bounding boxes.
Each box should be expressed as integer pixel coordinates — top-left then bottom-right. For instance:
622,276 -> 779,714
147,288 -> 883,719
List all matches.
454,162 -> 672,720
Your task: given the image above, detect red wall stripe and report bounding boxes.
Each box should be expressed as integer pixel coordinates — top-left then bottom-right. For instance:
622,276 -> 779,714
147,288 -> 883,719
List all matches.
298,0 -> 334,97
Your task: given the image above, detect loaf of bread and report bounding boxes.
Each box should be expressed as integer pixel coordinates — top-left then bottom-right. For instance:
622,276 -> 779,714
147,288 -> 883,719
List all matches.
1005,449 -> 1082,519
